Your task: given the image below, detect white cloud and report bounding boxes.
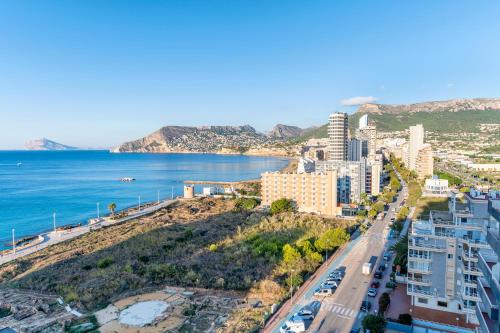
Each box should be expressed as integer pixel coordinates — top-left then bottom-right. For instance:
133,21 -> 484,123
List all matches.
340,96 -> 378,106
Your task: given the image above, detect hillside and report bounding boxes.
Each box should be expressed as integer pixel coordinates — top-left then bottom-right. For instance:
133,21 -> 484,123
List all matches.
25,138 -> 78,151
358,98 -> 500,114
298,99 -> 500,140
267,124 -> 303,139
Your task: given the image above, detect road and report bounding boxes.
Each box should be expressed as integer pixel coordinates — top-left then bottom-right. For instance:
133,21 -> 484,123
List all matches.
267,169 -> 409,333
0,199 -> 177,266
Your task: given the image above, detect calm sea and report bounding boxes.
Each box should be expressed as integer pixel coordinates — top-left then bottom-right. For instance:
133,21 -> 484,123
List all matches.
0,150 -> 288,248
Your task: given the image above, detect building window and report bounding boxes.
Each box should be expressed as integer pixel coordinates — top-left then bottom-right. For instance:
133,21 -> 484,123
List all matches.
418,298 -> 428,304
447,254 -> 453,259
437,301 -> 448,308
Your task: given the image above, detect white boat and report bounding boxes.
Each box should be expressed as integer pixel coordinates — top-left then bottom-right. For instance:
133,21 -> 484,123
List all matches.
120,177 -> 136,182
17,162 -> 22,167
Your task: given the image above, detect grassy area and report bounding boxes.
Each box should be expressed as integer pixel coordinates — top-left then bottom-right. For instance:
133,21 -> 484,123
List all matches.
434,171 -> 462,186
0,197 -> 354,332
414,197 -> 449,219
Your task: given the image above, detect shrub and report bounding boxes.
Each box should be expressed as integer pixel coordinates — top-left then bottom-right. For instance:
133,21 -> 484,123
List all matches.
149,263 -> 177,284
282,244 -> 302,266
314,228 -> 350,253
270,198 -> 294,214
362,314 -> 386,333
398,313 -> 412,325
209,244 -> 218,252
235,198 -> 259,210
97,257 -> 114,269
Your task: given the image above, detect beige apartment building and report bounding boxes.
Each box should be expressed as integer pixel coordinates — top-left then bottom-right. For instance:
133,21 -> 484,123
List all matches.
416,143 -> 433,179
261,171 -> 337,216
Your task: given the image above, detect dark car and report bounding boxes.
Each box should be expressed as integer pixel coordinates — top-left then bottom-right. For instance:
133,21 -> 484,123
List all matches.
374,271 -> 383,279
350,328 -> 361,333
371,281 -> 380,288
379,264 -> 386,271
360,300 -> 372,311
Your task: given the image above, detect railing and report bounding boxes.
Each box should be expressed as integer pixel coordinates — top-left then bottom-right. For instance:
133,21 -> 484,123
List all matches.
461,236 -> 490,248
407,287 -> 435,296
407,276 -> 432,286
409,240 -> 447,250
463,278 -> 478,287
462,291 -> 481,301
461,261 -> 484,276
408,253 -> 432,260
461,248 -> 479,262
486,227 -> 500,256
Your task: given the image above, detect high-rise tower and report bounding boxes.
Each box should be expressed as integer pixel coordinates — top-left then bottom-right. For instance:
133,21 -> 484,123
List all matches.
327,112 -> 348,161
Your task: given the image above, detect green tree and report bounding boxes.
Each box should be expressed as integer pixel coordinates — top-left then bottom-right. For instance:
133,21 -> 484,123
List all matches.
282,244 -> 302,266
362,315 -> 386,333
397,206 -> 410,221
270,198 -> 294,215
108,202 -> 117,217
378,292 -> 391,313
314,228 -> 350,253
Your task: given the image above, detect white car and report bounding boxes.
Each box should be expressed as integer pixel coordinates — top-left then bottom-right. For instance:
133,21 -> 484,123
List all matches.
280,319 -> 306,333
367,288 -> 378,297
296,308 -> 315,321
314,287 -> 335,297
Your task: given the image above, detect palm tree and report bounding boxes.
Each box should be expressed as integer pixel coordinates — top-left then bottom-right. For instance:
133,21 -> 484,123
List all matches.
108,202 -> 117,218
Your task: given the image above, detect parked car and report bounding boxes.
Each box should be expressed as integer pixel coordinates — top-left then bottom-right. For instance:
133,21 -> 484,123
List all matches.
280,319 -> 306,333
322,280 -> 338,288
378,264 -> 386,271
367,288 -> 378,297
360,300 -> 372,311
371,281 -> 380,288
383,252 -> 392,261
328,273 -> 343,282
296,308 -> 315,321
374,272 -> 383,279
350,328 -> 361,333
314,287 -> 335,297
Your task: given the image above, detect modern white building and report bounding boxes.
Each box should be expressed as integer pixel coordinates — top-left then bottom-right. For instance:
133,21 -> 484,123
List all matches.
359,114 -> 368,129
409,124 -> 425,171
424,177 -> 450,196
407,190 -> 496,324
327,112 -> 348,161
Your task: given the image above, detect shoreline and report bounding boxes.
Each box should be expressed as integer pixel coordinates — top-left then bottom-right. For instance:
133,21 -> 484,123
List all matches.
0,155 -> 293,254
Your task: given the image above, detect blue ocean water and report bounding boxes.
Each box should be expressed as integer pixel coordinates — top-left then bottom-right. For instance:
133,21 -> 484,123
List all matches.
0,151 -> 288,248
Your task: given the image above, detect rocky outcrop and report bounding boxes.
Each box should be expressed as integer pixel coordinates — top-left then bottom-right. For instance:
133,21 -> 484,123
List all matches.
267,124 -> 303,139
357,98 -> 500,114
25,138 -> 78,151
113,125 -> 273,153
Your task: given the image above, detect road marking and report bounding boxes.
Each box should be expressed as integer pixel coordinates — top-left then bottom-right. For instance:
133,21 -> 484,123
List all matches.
340,308 -> 347,315
338,314 -> 352,320
333,305 -> 340,313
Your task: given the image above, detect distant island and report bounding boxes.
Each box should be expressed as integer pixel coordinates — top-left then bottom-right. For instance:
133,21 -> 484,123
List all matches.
25,138 -> 78,151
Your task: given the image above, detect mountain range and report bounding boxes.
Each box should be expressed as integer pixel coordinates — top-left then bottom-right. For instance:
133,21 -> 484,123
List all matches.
113,98 -> 500,153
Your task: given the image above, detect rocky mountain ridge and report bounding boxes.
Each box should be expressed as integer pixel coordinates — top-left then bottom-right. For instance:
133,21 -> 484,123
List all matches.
112,125 -> 299,154
267,124 -> 304,139
358,98 -> 500,114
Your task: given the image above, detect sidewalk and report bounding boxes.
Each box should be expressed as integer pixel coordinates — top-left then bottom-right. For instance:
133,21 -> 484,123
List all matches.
0,199 -> 177,266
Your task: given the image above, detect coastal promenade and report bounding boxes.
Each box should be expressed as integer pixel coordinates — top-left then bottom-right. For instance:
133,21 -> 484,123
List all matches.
0,199 -> 177,266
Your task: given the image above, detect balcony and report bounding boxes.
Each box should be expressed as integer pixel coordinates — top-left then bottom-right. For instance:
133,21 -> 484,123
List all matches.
408,239 -> 447,252
478,278 -> 500,321
408,253 -> 432,261
486,226 -> 500,257
476,304 -> 498,333
463,277 -> 478,288
461,261 -> 483,276
461,248 -> 479,262
460,236 -> 490,249
407,286 -> 435,297
462,290 -> 481,302
407,276 -> 432,286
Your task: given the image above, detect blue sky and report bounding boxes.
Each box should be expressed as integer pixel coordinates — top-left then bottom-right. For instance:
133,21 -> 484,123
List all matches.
1,0 -> 499,149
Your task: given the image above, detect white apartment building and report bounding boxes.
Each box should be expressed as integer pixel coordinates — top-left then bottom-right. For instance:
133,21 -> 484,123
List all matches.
409,124 -> 424,171
327,112 -> 348,161
407,190 -> 495,324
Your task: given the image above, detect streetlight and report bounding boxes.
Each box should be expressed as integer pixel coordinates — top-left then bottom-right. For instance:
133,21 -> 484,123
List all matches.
12,229 -> 15,255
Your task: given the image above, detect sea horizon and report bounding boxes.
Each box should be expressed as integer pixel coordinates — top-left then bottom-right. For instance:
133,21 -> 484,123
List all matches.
0,150 -> 288,249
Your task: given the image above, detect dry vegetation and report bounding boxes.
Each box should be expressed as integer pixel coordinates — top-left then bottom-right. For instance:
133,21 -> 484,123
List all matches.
0,197 -> 355,332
